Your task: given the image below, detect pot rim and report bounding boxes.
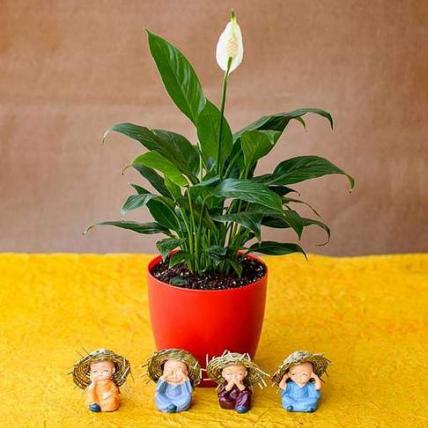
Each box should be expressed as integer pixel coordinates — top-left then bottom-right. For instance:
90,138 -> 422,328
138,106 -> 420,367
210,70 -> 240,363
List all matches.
147,250 -> 268,294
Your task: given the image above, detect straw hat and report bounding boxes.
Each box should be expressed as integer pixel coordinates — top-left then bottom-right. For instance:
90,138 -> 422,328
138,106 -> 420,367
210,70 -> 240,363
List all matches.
206,350 -> 270,389
144,348 -> 202,386
71,348 -> 131,389
272,350 -> 331,385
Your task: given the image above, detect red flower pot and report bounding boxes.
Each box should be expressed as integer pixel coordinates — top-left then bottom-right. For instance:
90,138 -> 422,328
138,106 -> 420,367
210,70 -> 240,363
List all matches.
147,253 -> 268,387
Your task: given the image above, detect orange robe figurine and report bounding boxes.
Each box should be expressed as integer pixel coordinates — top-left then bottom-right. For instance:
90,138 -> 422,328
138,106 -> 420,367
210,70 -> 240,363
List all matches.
71,348 -> 131,413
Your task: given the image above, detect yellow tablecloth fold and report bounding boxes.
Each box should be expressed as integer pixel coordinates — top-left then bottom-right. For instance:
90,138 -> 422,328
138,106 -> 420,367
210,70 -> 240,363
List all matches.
0,253 -> 427,427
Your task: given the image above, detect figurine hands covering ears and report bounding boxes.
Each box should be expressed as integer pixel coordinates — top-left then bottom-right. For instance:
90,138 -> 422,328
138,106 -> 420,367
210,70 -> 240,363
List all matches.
272,350 -> 331,413
71,348 -> 131,412
207,351 -> 269,414
144,348 -> 201,413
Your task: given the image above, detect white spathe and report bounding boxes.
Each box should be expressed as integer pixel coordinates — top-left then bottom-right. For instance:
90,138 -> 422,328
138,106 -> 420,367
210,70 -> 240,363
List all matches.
216,11 -> 244,73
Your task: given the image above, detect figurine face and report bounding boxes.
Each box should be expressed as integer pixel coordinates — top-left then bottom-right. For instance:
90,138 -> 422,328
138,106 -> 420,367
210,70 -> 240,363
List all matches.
288,362 -> 314,386
221,364 -> 248,384
90,360 -> 116,383
162,359 -> 189,384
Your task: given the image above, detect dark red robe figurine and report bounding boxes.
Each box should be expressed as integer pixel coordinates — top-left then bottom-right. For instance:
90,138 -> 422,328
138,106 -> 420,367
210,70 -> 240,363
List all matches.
207,350 -> 269,413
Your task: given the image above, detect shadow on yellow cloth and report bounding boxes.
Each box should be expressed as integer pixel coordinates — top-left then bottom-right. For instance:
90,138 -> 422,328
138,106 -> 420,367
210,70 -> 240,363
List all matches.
0,253 -> 427,427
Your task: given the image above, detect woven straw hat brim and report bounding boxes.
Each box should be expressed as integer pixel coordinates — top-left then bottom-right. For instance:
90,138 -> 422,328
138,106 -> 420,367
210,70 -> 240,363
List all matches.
144,349 -> 202,386
272,351 -> 331,385
206,351 -> 269,388
72,349 -> 131,389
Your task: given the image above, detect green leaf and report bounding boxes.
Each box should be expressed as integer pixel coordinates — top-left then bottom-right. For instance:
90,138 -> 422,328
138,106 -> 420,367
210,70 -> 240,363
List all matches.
132,151 -> 188,187
281,209 -> 305,239
233,108 -> 334,142
103,123 -> 158,147
146,198 -> 180,232
255,156 -> 354,190
157,238 -> 183,261
303,218 -> 331,246
203,245 -> 228,261
130,183 -> 151,194
246,241 -> 307,258
261,215 -> 330,246
225,258 -> 243,277
240,130 -> 281,170
133,164 -> 172,198
282,196 -> 321,217
164,177 -> 182,201
147,30 -> 206,124
196,100 -> 233,167
121,193 -> 157,215
214,179 -> 284,212
211,212 -> 263,241
269,185 -> 298,196
168,251 -> 189,268
152,129 -> 200,180
105,123 -> 199,182
83,220 -> 171,236
170,276 -> 188,286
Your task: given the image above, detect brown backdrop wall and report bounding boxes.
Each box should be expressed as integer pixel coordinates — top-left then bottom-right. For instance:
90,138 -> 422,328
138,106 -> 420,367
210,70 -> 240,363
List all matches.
1,0 -> 427,255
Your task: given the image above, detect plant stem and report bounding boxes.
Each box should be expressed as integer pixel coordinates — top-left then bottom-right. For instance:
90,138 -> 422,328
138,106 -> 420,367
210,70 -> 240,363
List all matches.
186,189 -> 199,271
217,57 -> 233,179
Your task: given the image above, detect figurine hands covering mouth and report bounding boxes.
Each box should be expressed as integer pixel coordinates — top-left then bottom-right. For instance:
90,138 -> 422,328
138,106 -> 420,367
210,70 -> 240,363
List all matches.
144,348 -> 201,413
71,348 -> 131,412
272,350 -> 331,413
207,351 -> 269,414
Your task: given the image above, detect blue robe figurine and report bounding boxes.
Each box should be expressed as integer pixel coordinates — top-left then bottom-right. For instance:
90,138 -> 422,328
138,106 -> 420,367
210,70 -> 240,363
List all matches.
155,378 -> 193,413
281,380 -> 320,413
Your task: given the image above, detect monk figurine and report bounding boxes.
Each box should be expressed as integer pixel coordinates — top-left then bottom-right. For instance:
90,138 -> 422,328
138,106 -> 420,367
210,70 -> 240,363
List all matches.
71,348 -> 131,413
272,350 -> 331,413
144,348 -> 201,413
207,351 -> 269,414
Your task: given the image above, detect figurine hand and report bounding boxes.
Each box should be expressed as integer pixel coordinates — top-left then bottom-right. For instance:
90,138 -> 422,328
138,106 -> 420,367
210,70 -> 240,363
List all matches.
236,381 -> 246,391
225,380 -> 234,391
310,372 -> 320,380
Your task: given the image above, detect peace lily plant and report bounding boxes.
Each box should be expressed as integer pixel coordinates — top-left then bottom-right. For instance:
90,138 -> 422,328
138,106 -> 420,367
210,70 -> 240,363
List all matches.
85,11 -> 354,279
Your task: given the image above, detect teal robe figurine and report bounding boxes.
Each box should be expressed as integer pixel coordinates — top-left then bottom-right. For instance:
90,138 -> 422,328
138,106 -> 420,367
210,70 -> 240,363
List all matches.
155,378 -> 193,413
144,348 -> 202,413
272,350 -> 331,413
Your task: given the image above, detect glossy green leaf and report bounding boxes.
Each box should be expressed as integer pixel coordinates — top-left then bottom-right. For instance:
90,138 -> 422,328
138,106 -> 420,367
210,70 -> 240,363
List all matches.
156,237 -> 183,261
133,164 -> 172,198
121,193 -> 157,215
132,151 -> 188,187
211,212 -> 263,241
214,179 -> 284,212
196,100 -> 233,167
261,215 -> 330,245
146,198 -> 180,232
152,129 -> 200,179
240,130 -> 281,170
147,31 -> 206,124
302,218 -> 331,246
246,241 -> 307,258
170,276 -> 188,286
233,108 -> 333,142
282,196 -> 321,217
130,183 -> 150,195
105,123 -> 199,182
83,220 -> 171,236
269,185 -> 298,196
281,209 -> 305,239
168,251 -> 190,268
255,156 -> 354,190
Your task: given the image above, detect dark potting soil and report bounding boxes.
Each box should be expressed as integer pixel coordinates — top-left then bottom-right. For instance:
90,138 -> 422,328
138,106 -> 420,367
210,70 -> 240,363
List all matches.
150,255 -> 266,290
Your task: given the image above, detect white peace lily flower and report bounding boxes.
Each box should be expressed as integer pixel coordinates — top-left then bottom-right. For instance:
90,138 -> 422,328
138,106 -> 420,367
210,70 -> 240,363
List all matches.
216,10 -> 243,73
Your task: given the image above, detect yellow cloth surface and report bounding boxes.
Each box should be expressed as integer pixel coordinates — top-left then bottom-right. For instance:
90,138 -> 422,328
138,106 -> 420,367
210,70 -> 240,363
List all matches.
0,253 -> 427,427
